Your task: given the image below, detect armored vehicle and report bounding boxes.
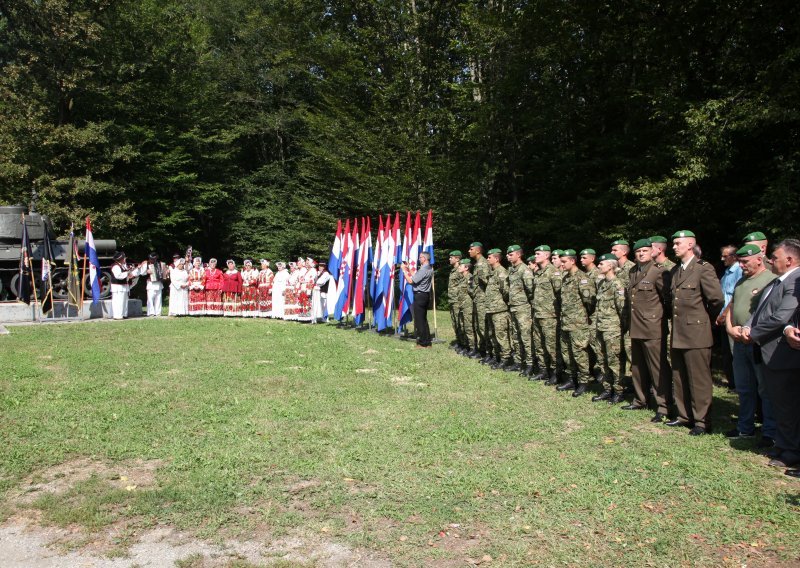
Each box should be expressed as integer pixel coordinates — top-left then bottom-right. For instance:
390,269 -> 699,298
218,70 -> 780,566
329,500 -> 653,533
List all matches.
0,205 -> 117,301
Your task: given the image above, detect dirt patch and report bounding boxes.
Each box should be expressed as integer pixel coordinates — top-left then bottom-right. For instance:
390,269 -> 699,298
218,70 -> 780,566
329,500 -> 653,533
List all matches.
561,419 -> 583,435
9,458 -> 163,506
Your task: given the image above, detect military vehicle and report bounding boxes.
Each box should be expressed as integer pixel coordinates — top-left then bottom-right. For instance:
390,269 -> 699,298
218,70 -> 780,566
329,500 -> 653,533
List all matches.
0,205 -> 118,301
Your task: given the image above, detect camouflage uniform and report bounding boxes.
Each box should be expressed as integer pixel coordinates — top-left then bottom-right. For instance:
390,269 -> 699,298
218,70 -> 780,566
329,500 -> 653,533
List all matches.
507,262 -> 535,368
473,256 -> 491,356
584,265 -> 603,377
595,276 -> 627,394
448,264 -> 465,347
616,258 -> 636,379
485,263 -> 511,362
458,270 -> 476,350
532,264 -> 561,374
560,269 -> 596,383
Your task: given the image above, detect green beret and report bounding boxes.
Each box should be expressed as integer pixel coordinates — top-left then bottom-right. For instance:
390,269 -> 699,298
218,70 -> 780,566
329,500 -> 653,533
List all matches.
560,249 -> 577,257
507,244 -> 522,253
671,230 -> 696,239
610,239 -> 629,246
552,249 -> 564,256
736,244 -> 761,257
449,250 -> 462,257
579,248 -> 596,256
534,245 -> 551,252
487,248 -> 502,255
526,255 -> 537,262
742,231 -> 767,242
632,238 -> 652,251
598,253 -> 618,263
459,258 -> 472,265
470,241 -> 483,248
649,235 -> 668,243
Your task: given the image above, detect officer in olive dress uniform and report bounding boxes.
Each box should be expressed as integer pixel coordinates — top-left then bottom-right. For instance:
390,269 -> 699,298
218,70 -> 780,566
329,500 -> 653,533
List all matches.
556,249 -> 596,396
592,253 -> 628,403
469,242 -> 492,361
485,248 -> 513,369
448,250 -> 465,351
505,244 -> 535,375
668,230 -> 724,435
531,245 -> 561,382
621,239 -> 673,422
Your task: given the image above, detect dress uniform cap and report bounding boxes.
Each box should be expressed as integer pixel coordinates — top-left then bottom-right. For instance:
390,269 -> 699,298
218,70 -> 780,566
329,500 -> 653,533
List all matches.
671,229 -> 696,239
579,248 -> 596,256
560,249 -> 576,257
736,244 -> 761,257
649,235 -> 668,243
506,244 -> 522,253
534,245 -> 551,252
742,231 -> 767,243
526,255 -> 537,262
610,239 -> 629,246
470,241 -> 483,248
598,253 -> 618,262
459,258 -> 472,265
552,249 -> 564,256
487,248 -> 502,255
449,250 -> 463,257
632,238 -> 652,251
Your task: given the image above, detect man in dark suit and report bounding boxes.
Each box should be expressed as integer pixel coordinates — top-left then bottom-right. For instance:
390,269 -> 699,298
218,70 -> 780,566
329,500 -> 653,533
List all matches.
743,238 -> 800,470
668,230 -> 725,435
622,238 -> 673,423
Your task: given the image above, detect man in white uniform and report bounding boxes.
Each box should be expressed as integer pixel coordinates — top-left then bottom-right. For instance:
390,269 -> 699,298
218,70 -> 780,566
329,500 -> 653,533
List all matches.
110,251 -> 140,320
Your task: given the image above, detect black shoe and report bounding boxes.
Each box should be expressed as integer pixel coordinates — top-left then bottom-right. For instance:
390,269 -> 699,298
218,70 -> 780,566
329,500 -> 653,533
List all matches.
572,384 -> 589,397
622,385 -> 635,395
556,380 -> 576,391
650,412 -> 667,423
757,436 -> 775,449
609,393 -> 625,404
592,391 -> 612,402
665,419 -> 691,428
530,370 -> 547,381
480,356 -> 494,365
725,429 -> 755,439
688,426 -> 708,436
621,403 -> 646,411
545,374 -> 559,386
503,362 -> 521,373
785,469 -> 800,478
468,350 -> 481,359
489,360 -> 503,370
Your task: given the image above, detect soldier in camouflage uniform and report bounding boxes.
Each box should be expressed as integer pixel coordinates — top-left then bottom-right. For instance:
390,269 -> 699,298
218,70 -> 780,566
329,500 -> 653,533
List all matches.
455,258 -> 475,354
447,250 -> 465,351
556,249 -> 597,396
580,248 -> 604,381
591,253 -> 628,403
469,242 -> 492,361
485,248 -> 513,369
505,244 -> 535,375
649,236 -> 676,270
611,239 -> 636,386
531,245 -> 562,382
551,249 -> 568,381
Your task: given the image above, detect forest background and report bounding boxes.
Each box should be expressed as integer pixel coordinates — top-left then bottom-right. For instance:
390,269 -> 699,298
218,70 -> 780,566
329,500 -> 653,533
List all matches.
1,0 -> 798,264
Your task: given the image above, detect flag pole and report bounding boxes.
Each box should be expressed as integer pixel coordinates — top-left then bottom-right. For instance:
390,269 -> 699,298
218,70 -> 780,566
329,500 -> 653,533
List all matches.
80,222 -> 88,320
28,256 -> 40,322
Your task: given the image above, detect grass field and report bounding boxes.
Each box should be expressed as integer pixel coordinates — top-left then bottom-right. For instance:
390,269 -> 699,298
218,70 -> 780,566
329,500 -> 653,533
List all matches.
1,316 -> 799,567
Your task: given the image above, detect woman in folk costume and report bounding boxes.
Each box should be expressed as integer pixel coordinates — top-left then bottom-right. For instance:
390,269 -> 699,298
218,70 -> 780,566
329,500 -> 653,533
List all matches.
187,257 -> 206,316
168,258 -> 190,316
297,257 -> 317,322
283,261 -> 300,320
257,259 -> 274,317
222,259 -> 243,317
312,262 -> 332,323
271,262 -> 289,318
203,258 -> 225,316
240,259 -> 260,317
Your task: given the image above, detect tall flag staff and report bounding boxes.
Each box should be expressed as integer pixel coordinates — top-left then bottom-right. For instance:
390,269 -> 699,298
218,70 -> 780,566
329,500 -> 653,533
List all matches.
423,209 -> 437,339
39,222 -> 56,317
17,214 -> 37,316
66,224 -> 82,311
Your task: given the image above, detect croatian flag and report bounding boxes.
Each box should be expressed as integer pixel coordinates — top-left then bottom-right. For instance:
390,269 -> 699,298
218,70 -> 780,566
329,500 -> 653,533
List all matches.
385,212 -> 401,328
85,218 -> 102,303
370,215 -> 383,310
397,212 -> 415,329
327,219 -> 342,311
333,219 -> 351,320
375,216 -> 392,330
353,218 -> 371,326
343,218 -> 358,315
423,209 -> 434,265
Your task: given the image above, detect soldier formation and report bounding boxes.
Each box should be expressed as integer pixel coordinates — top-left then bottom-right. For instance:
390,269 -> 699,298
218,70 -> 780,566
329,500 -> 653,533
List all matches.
447,230 -> 799,457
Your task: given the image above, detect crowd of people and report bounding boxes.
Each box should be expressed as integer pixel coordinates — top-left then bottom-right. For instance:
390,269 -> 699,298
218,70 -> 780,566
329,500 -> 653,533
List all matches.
107,253 -> 333,323
444,231 -> 800,478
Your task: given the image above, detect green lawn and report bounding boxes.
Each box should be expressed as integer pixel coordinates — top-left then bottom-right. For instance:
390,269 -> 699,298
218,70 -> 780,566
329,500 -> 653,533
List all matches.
1,316 -> 798,566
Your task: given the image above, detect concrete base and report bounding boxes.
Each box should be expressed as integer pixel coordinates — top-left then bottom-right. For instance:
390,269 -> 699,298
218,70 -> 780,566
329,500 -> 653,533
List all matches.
0,299 -> 143,323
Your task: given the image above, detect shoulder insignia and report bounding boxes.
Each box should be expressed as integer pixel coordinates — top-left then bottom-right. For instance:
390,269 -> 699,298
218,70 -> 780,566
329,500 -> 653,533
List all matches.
752,288 -> 760,295
698,260 -> 707,265
580,279 -> 588,284
617,290 -> 625,296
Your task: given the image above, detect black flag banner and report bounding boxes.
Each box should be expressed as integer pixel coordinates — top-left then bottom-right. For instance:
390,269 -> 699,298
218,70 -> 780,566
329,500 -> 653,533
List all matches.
40,223 -> 56,315
16,214 -> 33,304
